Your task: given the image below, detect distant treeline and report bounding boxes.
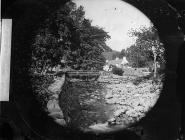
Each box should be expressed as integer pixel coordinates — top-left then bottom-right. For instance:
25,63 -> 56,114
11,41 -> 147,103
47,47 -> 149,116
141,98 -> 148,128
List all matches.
102,49 -> 126,60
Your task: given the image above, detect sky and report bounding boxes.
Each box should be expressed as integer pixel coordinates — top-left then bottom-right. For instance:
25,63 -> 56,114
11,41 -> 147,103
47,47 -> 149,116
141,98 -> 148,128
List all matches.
73,0 -> 152,51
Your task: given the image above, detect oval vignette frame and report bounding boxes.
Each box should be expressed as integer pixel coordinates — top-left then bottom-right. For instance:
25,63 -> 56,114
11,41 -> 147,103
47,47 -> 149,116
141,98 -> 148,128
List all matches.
4,0 -> 184,139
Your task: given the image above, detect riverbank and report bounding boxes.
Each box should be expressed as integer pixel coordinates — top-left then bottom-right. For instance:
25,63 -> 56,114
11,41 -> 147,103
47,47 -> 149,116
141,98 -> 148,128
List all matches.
59,71 -> 163,132
31,70 -> 181,140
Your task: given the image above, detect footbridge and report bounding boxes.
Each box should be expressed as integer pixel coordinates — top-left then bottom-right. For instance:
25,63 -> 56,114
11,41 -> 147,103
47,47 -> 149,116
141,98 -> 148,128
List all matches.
54,70 -> 100,81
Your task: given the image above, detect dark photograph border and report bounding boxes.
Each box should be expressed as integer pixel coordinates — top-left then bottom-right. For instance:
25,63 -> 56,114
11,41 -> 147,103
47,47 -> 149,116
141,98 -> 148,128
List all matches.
1,0 -> 185,139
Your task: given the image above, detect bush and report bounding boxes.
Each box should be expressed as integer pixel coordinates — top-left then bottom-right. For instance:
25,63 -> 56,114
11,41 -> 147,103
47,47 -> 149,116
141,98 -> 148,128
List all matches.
132,77 -> 145,85
31,74 -> 55,107
112,67 -> 124,76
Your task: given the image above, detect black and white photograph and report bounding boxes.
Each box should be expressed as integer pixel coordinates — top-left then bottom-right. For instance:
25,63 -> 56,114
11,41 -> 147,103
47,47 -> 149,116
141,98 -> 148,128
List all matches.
1,0 -> 185,139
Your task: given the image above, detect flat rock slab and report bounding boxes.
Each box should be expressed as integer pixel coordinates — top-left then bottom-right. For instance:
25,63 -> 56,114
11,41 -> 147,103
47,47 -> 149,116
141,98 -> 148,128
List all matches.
48,111 -> 64,119
48,75 -> 65,94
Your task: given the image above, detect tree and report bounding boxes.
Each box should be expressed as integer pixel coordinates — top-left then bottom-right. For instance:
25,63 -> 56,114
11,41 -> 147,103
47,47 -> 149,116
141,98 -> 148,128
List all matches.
126,44 -> 151,67
31,1 -> 110,74
127,26 -> 165,70
119,49 -> 126,59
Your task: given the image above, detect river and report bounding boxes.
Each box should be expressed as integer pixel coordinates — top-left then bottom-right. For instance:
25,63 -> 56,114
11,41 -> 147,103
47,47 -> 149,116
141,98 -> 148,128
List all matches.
59,80 -> 116,130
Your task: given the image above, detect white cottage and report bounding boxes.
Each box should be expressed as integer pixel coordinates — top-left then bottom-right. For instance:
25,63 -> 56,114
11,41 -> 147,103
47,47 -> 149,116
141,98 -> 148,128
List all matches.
121,57 -> 128,66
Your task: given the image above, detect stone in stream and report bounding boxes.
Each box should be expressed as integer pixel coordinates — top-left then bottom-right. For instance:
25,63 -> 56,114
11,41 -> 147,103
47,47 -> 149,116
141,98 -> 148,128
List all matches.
48,75 -> 65,94
84,98 -> 96,105
47,99 -> 61,112
52,94 -> 59,99
48,111 -> 64,119
55,118 -> 66,126
106,98 -> 118,104
113,81 -> 121,84
126,109 -> 139,118
105,92 -> 113,99
88,122 -> 113,132
117,100 -> 127,105
114,108 -> 128,117
108,118 -> 116,125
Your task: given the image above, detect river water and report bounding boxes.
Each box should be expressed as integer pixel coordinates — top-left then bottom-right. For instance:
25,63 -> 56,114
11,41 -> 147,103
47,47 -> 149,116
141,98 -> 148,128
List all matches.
59,80 -> 116,130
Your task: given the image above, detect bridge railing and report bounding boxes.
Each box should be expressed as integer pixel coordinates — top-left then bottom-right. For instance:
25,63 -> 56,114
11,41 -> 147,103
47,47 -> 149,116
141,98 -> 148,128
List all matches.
54,70 -> 100,81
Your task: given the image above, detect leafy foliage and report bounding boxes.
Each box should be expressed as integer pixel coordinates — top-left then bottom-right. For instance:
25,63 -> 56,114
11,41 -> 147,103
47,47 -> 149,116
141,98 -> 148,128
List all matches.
111,51 -> 121,60
119,49 -> 126,59
126,44 -> 152,67
31,1 -> 110,74
126,26 -> 165,68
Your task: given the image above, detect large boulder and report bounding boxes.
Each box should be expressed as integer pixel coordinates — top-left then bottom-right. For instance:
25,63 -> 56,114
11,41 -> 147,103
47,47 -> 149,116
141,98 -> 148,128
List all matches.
47,99 -> 61,112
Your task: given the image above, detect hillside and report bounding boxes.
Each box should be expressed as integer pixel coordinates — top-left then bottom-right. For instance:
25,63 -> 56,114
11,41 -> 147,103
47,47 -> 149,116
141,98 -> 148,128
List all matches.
100,44 -> 113,52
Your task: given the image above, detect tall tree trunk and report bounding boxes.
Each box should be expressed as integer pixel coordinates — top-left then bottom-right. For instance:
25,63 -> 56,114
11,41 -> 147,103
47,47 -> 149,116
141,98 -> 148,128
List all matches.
153,52 -> 157,78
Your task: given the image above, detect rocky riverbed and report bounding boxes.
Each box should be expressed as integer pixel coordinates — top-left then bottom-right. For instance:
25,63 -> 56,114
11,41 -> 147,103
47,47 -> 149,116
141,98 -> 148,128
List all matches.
55,71 -> 163,133
99,73 -> 162,126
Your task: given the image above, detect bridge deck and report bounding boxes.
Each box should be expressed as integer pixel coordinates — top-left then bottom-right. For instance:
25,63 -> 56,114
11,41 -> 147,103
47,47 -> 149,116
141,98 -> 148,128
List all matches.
55,70 -> 100,81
